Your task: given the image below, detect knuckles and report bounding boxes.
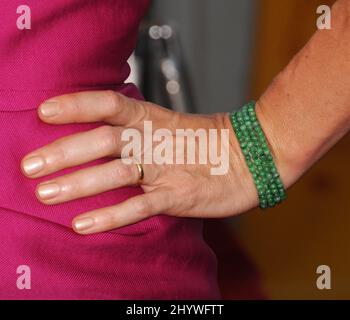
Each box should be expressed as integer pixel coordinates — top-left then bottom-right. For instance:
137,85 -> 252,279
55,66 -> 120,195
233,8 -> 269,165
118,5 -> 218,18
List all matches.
111,161 -> 137,183
104,90 -> 122,115
133,197 -> 153,217
99,125 -> 119,150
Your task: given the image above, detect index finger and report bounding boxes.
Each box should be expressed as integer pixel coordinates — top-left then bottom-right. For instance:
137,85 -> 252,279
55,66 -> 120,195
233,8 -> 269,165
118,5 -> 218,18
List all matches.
38,90 -> 148,127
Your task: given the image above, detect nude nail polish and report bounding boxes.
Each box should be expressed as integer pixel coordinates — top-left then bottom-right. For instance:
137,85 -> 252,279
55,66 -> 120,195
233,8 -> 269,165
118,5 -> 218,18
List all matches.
73,218 -> 95,232
37,183 -> 60,200
22,156 -> 45,175
40,101 -> 60,117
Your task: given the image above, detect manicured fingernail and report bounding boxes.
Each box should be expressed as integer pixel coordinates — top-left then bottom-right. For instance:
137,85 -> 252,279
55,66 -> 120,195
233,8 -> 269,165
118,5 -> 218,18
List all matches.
40,101 -> 60,117
73,218 -> 95,232
22,156 -> 45,175
37,183 -> 61,200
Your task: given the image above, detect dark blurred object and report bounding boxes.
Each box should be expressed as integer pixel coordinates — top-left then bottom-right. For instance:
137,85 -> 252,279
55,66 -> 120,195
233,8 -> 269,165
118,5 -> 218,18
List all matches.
134,21 -> 196,113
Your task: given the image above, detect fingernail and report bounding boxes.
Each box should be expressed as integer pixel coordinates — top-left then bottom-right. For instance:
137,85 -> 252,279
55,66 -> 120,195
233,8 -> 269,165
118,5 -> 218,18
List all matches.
37,183 -> 61,200
22,156 -> 45,176
73,218 -> 95,232
40,101 -> 60,117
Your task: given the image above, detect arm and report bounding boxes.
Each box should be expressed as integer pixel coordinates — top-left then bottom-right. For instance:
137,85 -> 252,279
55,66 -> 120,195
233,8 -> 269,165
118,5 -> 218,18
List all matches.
255,0 -> 350,188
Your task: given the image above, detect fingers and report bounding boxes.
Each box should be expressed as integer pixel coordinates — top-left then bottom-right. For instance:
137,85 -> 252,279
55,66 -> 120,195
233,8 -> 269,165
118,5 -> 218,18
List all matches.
72,189 -> 172,235
21,125 -> 125,178
35,159 -> 152,205
38,90 -> 150,127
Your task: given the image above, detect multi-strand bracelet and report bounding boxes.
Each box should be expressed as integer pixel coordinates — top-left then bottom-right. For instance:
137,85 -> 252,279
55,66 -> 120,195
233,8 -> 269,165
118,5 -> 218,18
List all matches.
229,101 -> 287,209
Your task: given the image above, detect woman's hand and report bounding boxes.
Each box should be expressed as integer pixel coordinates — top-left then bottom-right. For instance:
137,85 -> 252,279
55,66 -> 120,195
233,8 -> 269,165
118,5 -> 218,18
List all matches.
20,90 -> 261,235
19,1 -> 350,236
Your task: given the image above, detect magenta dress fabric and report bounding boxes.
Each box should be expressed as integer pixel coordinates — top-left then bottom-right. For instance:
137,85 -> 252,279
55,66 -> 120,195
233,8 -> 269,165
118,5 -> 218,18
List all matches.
0,1 -> 220,299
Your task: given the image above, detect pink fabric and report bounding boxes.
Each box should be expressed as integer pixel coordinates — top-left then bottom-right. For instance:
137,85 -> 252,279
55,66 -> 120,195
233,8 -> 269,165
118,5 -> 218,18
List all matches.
0,1 -> 220,299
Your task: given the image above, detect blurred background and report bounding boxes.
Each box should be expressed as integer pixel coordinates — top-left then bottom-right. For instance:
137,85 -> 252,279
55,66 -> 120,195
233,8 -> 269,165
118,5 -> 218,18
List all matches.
130,0 -> 349,299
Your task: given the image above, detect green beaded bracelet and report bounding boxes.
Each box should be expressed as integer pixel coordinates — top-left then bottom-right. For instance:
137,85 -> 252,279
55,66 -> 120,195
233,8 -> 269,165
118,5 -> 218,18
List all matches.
230,101 -> 287,209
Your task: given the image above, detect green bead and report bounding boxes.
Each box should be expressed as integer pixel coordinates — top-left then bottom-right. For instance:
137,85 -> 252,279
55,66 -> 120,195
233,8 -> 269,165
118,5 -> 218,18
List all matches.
248,102 -> 255,109
242,128 -> 250,135
260,200 -> 268,209
259,190 -> 266,197
256,147 -> 263,155
232,118 -> 239,126
256,184 -> 264,192
258,176 -> 265,184
250,116 -> 257,123
247,141 -> 254,148
242,148 -> 249,156
266,173 -> 273,181
270,167 -> 278,174
254,159 -> 261,166
280,193 -> 287,201
234,113 -> 242,123
277,180 -> 285,188
274,196 -> 281,203
278,188 -> 285,195
267,199 -> 276,207
273,173 -> 280,179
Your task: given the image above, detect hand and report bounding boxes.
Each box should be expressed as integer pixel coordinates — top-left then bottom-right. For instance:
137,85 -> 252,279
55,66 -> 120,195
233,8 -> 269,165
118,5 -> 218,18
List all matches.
21,90 -> 259,235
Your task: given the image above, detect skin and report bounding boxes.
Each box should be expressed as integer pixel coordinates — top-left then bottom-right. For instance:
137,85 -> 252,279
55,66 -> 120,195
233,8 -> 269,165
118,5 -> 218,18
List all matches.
21,0 -> 350,235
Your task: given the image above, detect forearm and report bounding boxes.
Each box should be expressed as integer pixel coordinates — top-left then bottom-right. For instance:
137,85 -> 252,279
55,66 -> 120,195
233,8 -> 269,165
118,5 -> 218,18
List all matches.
256,0 -> 350,188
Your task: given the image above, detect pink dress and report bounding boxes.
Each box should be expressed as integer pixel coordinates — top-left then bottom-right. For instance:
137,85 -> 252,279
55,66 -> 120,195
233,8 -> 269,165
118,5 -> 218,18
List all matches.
0,1 -> 220,299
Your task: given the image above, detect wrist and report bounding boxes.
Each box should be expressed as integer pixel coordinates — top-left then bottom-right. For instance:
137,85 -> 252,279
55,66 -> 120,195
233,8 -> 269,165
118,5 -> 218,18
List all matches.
255,96 -> 306,190
216,112 -> 260,211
